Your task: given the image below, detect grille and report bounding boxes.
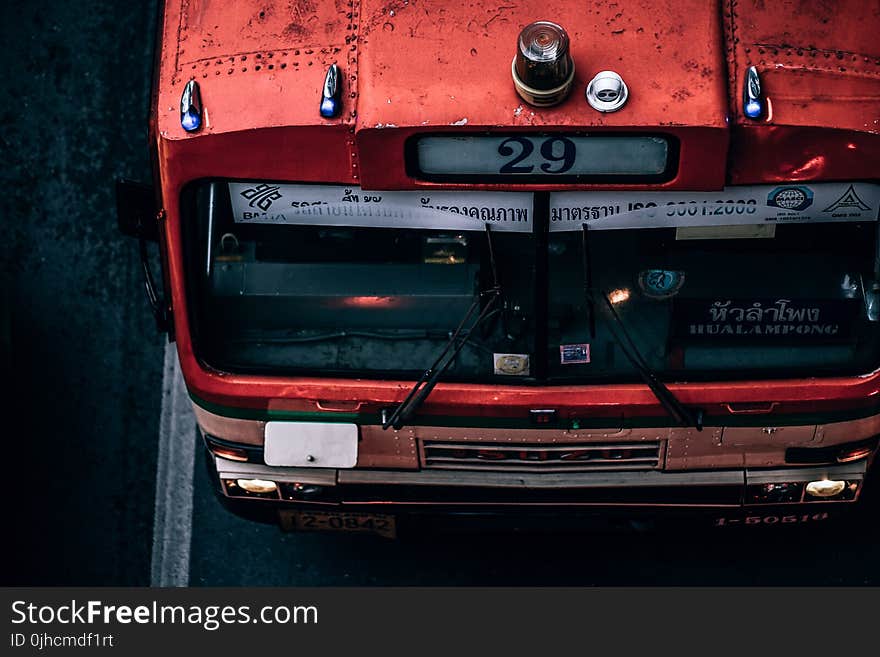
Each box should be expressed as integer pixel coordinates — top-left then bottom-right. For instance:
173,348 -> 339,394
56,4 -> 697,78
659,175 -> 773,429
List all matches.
422,441 -> 663,472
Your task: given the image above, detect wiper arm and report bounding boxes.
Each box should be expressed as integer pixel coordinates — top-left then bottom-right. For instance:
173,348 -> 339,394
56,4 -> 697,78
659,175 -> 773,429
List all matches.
382,225 -> 502,431
580,224 -> 704,431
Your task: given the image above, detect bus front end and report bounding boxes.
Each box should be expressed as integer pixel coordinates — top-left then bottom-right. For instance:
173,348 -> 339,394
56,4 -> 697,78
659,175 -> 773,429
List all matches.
129,0 -> 880,536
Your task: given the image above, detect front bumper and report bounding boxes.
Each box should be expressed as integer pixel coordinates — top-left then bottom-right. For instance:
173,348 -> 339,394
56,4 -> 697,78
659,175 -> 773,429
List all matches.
212,454 -> 868,512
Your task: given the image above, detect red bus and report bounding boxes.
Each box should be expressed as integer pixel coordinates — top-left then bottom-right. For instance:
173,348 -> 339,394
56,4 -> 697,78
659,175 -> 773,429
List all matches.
119,0 -> 880,537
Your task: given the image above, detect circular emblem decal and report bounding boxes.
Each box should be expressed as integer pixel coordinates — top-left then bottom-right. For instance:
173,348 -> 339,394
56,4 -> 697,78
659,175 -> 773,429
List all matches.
638,270 -> 685,299
767,186 -> 813,212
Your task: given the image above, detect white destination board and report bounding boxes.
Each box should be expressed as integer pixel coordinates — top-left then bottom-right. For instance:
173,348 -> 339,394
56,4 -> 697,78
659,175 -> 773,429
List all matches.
416,135 -> 669,176
549,182 -> 880,231
229,183 -> 533,232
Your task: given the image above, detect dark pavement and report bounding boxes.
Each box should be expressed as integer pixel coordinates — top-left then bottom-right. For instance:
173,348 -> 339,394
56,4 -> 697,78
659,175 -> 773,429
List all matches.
2,0 -> 164,585
3,0 -> 880,587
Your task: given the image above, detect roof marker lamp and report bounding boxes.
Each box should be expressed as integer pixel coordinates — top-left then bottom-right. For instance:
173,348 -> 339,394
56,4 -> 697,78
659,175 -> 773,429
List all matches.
742,65 -> 764,120
180,79 -> 202,132
512,21 -> 575,107
320,64 -> 342,118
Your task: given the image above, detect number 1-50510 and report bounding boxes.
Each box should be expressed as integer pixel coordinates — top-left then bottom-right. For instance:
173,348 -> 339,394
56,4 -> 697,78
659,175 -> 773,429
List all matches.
714,512 -> 830,527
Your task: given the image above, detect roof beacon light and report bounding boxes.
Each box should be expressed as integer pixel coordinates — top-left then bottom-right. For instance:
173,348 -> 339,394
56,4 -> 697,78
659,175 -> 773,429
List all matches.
320,64 -> 342,118
743,65 -> 764,120
512,21 -> 575,107
180,79 -> 202,132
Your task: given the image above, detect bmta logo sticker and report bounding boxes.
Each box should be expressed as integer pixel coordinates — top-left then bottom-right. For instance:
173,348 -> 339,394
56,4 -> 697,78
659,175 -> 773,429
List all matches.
240,183 -> 283,211
767,186 -> 813,211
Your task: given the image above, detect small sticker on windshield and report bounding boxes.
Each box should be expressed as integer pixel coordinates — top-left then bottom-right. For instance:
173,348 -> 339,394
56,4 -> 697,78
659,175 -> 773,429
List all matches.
560,344 -> 591,365
638,270 -> 685,299
494,353 -> 530,376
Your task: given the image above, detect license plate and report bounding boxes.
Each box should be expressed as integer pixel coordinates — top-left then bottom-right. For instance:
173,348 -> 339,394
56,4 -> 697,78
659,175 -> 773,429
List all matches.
279,510 -> 397,539
713,511 -> 831,527
413,134 -> 671,181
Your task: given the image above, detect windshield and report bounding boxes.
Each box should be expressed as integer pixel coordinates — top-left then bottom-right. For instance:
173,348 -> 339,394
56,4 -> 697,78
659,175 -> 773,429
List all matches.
548,221 -> 879,382
183,180 -> 880,383
183,182 -> 537,381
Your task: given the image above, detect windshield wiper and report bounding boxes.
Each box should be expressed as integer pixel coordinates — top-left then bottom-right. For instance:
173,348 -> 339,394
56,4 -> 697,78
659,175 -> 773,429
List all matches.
382,224 -> 502,431
580,224 -> 704,431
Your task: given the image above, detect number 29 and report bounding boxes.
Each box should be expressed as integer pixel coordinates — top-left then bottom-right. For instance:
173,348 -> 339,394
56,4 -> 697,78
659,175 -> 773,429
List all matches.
498,136 -> 576,174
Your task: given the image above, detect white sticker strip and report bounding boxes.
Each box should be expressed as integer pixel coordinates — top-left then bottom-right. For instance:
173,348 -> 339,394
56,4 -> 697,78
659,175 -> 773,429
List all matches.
229,183 -> 533,232
549,182 -> 880,231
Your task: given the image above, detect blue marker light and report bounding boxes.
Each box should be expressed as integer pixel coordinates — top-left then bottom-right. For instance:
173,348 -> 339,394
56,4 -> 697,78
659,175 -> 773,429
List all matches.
744,99 -> 762,119
742,66 -> 764,120
181,108 -> 201,131
320,64 -> 342,119
180,79 -> 202,133
320,96 -> 338,119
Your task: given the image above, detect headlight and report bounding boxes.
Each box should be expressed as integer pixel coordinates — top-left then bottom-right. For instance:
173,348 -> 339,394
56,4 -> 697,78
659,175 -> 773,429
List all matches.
223,478 -> 280,499
805,479 -> 846,499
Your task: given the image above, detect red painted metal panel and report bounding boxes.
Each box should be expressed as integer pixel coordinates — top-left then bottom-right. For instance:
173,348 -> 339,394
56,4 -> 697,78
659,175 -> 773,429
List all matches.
355,0 -> 727,130
156,0 -> 732,189
724,0 -> 880,182
354,0 -> 728,189
156,0 -> 358,138
157,126 -> 356,186
729,126 -> 879,185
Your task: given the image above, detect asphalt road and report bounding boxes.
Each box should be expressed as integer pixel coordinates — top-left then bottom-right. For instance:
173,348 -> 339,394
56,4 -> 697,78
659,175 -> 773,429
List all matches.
3,0 -> 164,585
4,0 -> 880,587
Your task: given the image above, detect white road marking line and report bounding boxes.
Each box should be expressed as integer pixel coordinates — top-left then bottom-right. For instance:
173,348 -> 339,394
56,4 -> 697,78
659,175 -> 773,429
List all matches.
150,342 -> 196,587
